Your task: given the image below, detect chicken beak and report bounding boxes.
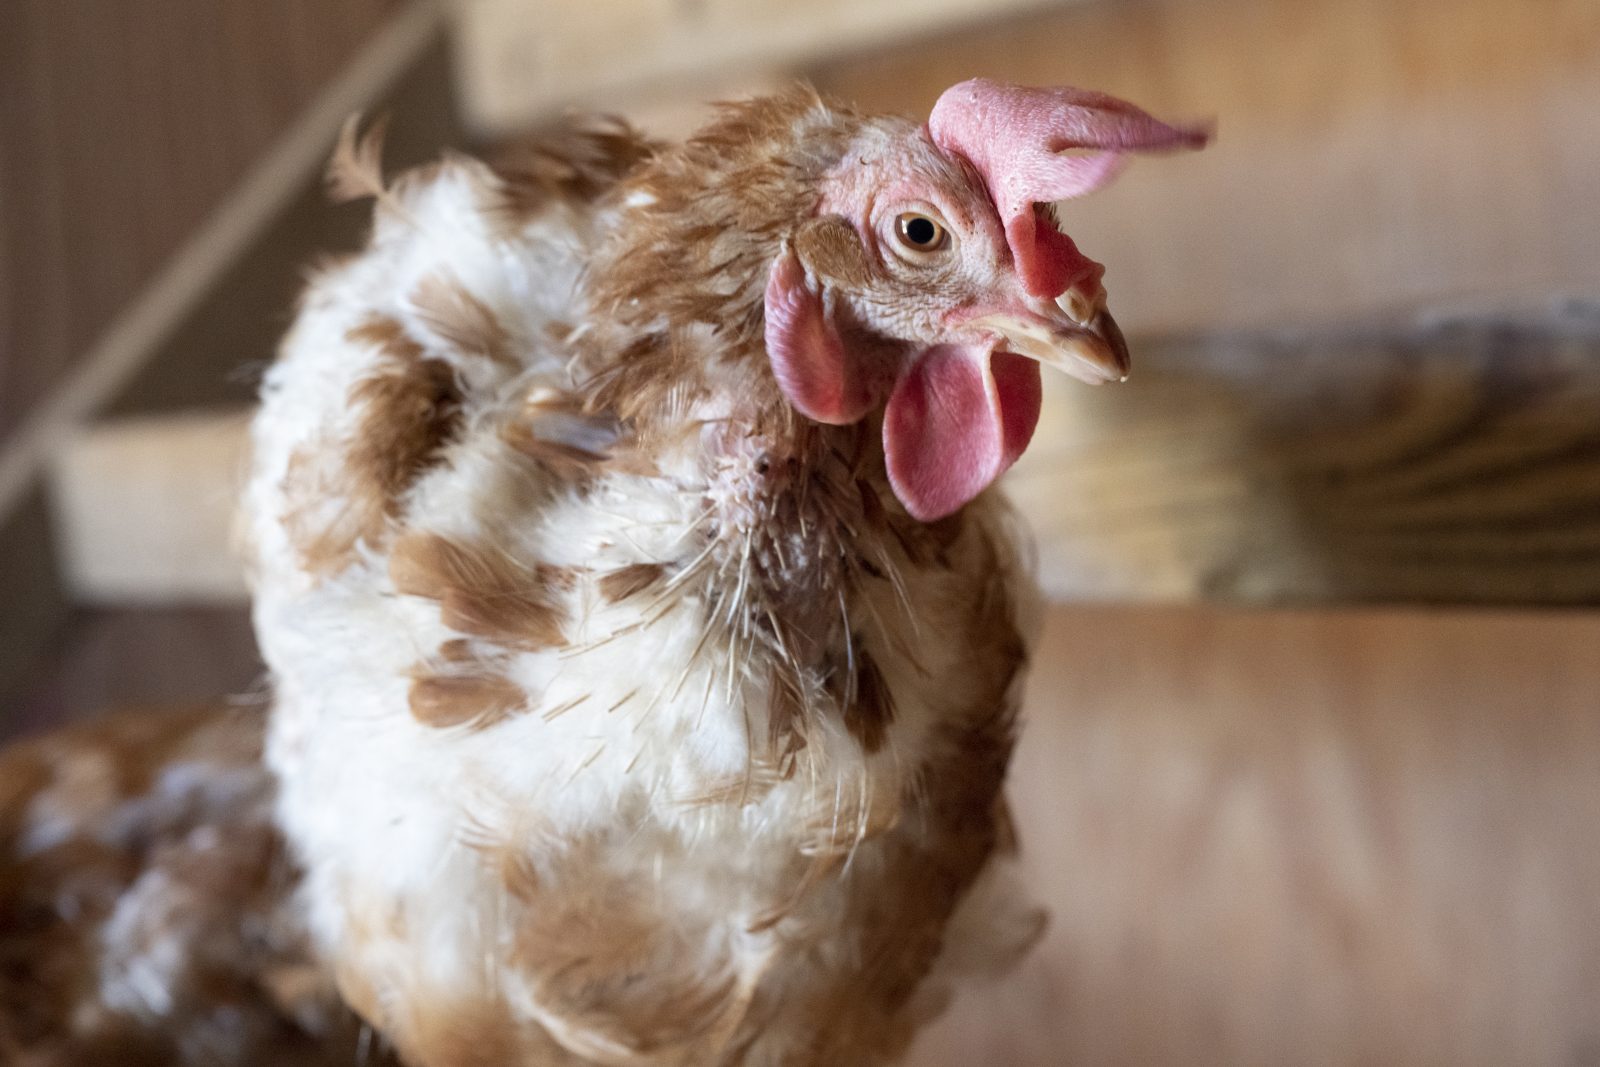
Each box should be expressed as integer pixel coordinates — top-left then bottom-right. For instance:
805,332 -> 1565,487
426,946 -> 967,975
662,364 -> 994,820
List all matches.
967,288 -> 1131,385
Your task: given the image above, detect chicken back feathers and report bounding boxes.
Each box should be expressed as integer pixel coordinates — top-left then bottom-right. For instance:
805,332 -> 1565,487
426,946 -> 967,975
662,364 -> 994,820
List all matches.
3,80 -> 1205,1066
0,706 -> 394,1067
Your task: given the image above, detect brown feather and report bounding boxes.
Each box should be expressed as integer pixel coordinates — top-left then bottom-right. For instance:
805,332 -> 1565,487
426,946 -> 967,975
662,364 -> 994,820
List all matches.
597,563 -> 666,604
503,849 -> 750,1061
793,214 -> 871,287
499,384 -> 629,482
390,998 -> 529,1067
844,650 -> 896,754
409,274 -> 514,365
486,114 -> 658,230
500,420 -> 609,482
576,85 -> 856,437
408,672 -> 526,731
390,533 -> 567,650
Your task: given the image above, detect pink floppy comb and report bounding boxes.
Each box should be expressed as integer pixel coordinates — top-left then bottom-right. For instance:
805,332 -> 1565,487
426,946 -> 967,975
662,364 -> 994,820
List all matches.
928,78 -> 1211,298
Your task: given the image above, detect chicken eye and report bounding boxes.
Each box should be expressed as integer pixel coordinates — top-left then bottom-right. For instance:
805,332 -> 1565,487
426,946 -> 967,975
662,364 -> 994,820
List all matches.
894,213 -> 950,254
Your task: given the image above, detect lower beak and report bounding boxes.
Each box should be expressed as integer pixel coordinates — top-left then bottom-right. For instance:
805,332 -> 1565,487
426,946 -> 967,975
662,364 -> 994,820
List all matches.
967,294 -> 1131,385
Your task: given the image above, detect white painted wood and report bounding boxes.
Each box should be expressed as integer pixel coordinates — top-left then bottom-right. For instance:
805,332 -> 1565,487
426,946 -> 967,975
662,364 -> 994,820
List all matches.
49,411 -> 252,605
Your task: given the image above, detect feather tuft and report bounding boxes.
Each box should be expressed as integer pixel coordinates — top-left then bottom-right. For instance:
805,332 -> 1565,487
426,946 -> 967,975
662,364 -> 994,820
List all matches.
844,650 -> 895,754
409,275 -> 515,365
327,113 -> 393,206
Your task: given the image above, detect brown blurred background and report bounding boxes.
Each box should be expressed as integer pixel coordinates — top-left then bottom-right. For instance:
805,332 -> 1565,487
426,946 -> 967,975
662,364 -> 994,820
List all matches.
2,1 -> 1599,1063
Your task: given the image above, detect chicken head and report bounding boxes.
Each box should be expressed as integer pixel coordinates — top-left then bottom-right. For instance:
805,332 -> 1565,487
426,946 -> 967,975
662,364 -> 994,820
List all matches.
764,78 -> 1209,521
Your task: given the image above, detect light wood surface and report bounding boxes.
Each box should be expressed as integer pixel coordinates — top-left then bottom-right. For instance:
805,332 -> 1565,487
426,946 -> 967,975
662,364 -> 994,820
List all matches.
912,603 -> 1600,1066
451,0 -> 1066,133
1008,307 -> 1600,606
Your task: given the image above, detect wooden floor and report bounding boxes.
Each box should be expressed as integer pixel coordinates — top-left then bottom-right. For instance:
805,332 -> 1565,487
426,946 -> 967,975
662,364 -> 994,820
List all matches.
912,605 -> 1600,1067
5,603 -> 1599,1065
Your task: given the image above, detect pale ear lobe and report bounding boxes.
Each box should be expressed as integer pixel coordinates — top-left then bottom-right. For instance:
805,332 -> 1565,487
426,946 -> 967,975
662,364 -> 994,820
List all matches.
763,246 -> 875,425
792,215 -> 871,288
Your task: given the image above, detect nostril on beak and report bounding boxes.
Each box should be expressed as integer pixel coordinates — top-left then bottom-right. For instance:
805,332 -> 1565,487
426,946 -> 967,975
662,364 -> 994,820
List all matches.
1054,287 -> 1103,327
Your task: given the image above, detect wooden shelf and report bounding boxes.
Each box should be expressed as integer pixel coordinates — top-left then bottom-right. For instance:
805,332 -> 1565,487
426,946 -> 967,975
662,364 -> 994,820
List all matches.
1010,306 -> 1600,606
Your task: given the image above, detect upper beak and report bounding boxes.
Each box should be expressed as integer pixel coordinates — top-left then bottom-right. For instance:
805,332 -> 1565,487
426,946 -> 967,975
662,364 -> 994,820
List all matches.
966,285 -> 1131,385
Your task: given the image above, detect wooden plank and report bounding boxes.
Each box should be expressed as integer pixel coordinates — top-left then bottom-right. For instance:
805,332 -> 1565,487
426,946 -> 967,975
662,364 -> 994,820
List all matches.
1008,306 -> 1600,605
912,603 -> 1600,1066
812,0 -> 1600,336
452,0 -> 1066,133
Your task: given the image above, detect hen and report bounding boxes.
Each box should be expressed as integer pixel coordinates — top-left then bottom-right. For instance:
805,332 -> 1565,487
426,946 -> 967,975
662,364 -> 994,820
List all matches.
1,80 -> 1204,1064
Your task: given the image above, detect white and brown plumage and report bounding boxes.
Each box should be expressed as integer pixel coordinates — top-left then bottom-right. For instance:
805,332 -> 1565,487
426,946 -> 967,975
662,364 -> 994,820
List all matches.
0,705 -> 392,1066
1,82 -> 1204,1064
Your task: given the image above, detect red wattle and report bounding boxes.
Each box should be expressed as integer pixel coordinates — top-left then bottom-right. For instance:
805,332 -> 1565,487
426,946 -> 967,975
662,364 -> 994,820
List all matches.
883,345 -> 1042,521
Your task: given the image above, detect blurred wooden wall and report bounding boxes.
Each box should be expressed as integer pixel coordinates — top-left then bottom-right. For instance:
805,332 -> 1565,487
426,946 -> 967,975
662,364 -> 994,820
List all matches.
452,0 -> 1066,132
0,0 -> 449,701
0,0 -> 399,443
